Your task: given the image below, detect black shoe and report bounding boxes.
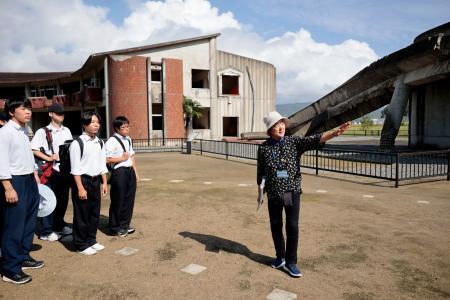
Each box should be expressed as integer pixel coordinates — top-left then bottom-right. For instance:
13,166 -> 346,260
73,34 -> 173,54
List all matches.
2,271 -> 32,284
127,227 -> 135,234
117,229 -> 128,237
22,259 -> 45,270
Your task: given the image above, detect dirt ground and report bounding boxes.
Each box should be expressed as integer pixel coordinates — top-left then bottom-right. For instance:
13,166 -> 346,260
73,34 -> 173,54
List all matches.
1,152 -> 449,299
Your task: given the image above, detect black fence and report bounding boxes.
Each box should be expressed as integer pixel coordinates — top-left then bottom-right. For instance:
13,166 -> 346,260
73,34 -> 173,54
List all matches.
189,139 -> 450,187
132,138 -> 186,152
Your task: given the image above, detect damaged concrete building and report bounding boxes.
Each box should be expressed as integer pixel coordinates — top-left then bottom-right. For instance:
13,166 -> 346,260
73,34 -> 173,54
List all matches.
287,22 -> 450,150
0,34 -> 275,139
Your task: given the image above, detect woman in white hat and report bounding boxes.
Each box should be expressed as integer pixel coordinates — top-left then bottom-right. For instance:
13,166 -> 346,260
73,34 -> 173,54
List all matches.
257,111 -> 349,277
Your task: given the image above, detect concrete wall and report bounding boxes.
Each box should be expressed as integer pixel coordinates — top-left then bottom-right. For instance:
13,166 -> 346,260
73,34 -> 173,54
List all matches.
108,55 -> 148,139
410,78 -> 450,149
217,51 -> 276,136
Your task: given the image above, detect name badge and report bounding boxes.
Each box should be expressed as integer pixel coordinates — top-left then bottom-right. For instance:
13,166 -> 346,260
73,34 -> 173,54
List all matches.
276,170 -> 288,178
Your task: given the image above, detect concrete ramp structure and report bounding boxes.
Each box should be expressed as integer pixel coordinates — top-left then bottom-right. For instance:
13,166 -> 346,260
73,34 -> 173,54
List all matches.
286,22 -> 450,150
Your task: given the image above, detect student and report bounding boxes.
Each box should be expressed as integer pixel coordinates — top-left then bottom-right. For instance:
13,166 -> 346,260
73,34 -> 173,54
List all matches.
0,112 -> 7,128
105,116 -> 139,237
31,103 -> 73,241
0,97 -> 44,284
70,111 -> 108,255
257,111 -> 350,278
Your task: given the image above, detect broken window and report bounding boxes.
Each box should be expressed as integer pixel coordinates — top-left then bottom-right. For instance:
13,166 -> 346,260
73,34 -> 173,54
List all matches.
222,75 -> 239,95
192,69 -> 209,89
193,108 -> 210,129
151,65 -> 162,82
152,103 -> 163,130
223,117 -> 238,136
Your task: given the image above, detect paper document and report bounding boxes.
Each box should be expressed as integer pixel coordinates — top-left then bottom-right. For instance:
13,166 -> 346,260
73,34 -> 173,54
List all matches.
257,178 -> 265,211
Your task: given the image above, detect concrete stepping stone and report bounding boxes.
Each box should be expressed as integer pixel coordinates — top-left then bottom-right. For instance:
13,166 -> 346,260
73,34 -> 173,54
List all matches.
169,180 -> 184,183
363,194 -> 375,198
115,247 -> 139,256
181,263 -> 207,275
266,288 -> 297,300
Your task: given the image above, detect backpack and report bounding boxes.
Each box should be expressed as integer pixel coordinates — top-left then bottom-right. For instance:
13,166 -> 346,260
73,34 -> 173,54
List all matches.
39,127 -> 55,184
59,137 -> 104,176
107,135 -> 131,172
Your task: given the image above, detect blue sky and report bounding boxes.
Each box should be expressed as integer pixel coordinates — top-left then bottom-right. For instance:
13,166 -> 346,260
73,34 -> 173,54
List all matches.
1,0 -> 449,103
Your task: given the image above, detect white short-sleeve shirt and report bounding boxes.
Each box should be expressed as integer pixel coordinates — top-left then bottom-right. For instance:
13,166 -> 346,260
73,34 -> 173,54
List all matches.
105,133 -> 134,169
69,133 -> 108,177
0,120 -> 35,179
31,123 -> 73,172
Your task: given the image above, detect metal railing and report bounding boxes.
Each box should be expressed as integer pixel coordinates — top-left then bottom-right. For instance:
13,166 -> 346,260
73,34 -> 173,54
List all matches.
189,139 -> 450,187
132,138 -> 186,152
343,129 -> 408,137
191,139 -> 259,160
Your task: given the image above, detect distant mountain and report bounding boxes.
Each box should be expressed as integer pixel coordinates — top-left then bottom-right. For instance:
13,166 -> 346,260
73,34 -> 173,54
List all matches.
276,102 -> 312,117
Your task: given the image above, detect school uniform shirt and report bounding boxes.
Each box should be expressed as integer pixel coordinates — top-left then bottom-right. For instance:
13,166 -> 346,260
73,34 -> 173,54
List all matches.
257,134 -> 323,201
31,123 -> 73,172
0,120 -> 35,179
69,133 -> 108,177
105,133 -> 134,169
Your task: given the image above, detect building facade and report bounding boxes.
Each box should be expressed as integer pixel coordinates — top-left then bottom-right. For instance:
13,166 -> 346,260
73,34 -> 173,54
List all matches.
0,34 -> 276,140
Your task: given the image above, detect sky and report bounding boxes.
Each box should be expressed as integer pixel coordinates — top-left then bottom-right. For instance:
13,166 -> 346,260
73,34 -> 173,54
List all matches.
0,0 -> 448,104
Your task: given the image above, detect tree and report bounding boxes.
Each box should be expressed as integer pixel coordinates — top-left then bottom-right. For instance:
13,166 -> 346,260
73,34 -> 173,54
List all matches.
183,96 -> 202,138
361,115 -> 373,131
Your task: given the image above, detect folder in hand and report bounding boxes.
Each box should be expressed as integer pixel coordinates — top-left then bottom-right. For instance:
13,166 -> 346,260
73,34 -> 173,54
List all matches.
257,178 -> 265,211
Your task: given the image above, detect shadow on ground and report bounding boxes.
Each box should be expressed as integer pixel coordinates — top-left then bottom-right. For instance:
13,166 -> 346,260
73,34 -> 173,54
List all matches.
179,231 -> 272,266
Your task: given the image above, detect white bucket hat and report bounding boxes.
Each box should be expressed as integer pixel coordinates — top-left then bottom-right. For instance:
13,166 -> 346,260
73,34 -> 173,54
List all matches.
37,184 -> 57,217
263,111 -> 288,132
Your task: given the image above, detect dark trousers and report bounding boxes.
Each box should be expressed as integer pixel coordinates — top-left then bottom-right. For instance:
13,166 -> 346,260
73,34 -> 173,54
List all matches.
2,174 -> 39,274
71,175 -> 101,252
38,171 -> 70,235
268,193 -> 301,264
109,167 -> 136,233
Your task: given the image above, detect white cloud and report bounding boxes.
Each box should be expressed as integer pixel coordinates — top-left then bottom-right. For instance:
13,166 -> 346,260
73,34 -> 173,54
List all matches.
0,0 -> 378,103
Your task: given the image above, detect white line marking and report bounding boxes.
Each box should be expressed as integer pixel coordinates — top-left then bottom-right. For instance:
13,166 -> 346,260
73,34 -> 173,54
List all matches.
316,189 -> 328,193
169,180 -> 184,183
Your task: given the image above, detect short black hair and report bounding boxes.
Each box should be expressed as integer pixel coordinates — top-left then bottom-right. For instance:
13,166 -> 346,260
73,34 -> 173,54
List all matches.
81,111 -> 101,127
112,116 -> 129,132
5,96 -> 31,117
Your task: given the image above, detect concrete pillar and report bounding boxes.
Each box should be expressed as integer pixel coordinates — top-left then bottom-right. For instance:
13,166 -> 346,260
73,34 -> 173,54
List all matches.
24,84 -> 31,97
209,37 -> 218,139
380,75 -> 410,150
104,57 -> 110,138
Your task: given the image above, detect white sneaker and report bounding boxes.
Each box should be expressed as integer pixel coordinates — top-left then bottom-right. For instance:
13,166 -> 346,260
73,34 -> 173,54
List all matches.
57,226 -> 73,235
39,232 -> 59,242
78,247 -> 97,256
91,243 -> 105,251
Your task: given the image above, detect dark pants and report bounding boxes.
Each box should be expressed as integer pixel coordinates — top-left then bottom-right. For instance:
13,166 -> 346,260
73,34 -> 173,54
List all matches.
109,167 -> 136,233
71,175 -> 101,252
2,174 -> 39,274
38,171 -> 71,235
268,192 -> 301,264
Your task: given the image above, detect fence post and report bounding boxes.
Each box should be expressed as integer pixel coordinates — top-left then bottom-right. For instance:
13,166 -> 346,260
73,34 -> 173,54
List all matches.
186,140 -> 192,154
447,151 -> 450,181
395,153 -> 399,188
226,141 -> 229,160
200,139 -> 203,155
315,149 -> 319,175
